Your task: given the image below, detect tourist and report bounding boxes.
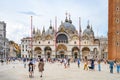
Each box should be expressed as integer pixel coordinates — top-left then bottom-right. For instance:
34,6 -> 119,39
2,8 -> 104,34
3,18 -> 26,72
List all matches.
38,58 -> 44,77
67,58 -> 70,68
107,60 -> 114,73
1,59 -> 4,65
23,58 -> 27,68
64,58 -> 67,68
115,60 -> 120,73
89,59 -> 95,70
97,59 -> 101,71
28,59 -> 34,78
77,58 -> 80,68
84,59 -> 88,70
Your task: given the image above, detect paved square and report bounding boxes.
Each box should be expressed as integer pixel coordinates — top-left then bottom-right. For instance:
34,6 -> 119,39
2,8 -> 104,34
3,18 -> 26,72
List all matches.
0,61 -> 120,80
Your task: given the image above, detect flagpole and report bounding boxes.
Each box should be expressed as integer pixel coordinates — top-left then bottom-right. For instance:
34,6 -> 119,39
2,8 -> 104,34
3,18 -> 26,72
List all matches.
31,16 -> 33,58
55,16 -> 57,58
79,17 -> 81,59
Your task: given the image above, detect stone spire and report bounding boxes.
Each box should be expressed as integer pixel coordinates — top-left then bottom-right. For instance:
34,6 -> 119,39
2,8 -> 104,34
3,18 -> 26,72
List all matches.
79,17 -> 82,33
65,12 -> 69,22
33,27 -> 35,34
42,26 -> 45,37
49,20 -> 52,29
69,13 -> 72,24
87,20 -> 90,29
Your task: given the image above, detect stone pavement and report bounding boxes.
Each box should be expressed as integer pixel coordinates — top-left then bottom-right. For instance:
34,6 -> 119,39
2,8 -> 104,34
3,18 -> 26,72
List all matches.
0,61 -> 120,80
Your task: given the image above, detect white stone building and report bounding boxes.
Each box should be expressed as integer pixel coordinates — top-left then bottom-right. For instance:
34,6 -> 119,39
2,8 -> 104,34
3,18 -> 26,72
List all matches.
0,21 -> 9,59
21,15 -> 108,59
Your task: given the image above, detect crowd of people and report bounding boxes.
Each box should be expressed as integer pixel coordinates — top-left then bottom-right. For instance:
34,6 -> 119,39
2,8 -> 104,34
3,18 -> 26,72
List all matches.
0,57 -> 120,78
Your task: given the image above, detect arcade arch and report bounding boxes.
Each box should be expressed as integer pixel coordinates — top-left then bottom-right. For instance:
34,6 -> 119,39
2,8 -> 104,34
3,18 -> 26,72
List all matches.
82,47 -> 90,59
44,46 -> 52,58
72,47 -> 79,59
34,47 -> 42,58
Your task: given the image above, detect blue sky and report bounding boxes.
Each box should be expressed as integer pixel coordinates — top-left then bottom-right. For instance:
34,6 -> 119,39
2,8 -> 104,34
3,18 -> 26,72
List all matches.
0,0 -> 108,44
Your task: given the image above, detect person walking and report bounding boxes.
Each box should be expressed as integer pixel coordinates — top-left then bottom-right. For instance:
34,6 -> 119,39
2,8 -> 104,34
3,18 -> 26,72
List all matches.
67,58 -> 70,68
28,59 -> 34,78
107,60 -> 114,73
116,61 -> 120,73
77,58 -> 80,68
23,58 -> 27,68
97,59 -> 101,71
64,58 -> 67,68
38,58 -> 44,77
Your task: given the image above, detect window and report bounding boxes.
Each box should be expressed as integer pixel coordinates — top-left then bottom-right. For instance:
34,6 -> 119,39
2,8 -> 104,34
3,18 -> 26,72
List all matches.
116,7 -> 119,11
39,41 -> 40,44
48,41 -> 50,44
116,31 -> 119,35
116,42 -> 119,46
74,41 -> 76,44
116,18 -> 119,24
84,42 -> 86,44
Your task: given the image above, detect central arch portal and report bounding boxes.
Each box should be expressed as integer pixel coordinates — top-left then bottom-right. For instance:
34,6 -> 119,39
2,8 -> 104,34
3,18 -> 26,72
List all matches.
56,44 -> 67,58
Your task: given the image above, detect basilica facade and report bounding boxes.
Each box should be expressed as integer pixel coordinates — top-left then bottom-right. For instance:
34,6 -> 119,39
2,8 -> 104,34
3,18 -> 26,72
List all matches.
21,15 -> 108,59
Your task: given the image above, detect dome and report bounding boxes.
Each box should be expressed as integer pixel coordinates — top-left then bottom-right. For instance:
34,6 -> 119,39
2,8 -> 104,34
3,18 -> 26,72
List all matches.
58,14 -> 76,33
59,21 -> 76,33
83,24 -> 94,36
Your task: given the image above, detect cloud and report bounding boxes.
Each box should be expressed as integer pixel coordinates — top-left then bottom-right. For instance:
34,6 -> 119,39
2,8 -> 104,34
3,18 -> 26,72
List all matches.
0,0 -> 108,44
6,21 -> 30,44
19,11 -> 42,16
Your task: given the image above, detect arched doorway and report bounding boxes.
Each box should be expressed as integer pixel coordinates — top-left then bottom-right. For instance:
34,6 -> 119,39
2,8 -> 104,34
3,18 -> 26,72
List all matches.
93,48 -> 98,58
44,46 -> 52,58
34,47 -> 42,58
57,44 -> 67,58
72,47 -> 79,59
82,47 -> 90,59
59,51 -> 65,58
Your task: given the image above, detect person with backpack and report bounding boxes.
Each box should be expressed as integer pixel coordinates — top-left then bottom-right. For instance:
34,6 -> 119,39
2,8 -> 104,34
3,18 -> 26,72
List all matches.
28,59 -> 34,78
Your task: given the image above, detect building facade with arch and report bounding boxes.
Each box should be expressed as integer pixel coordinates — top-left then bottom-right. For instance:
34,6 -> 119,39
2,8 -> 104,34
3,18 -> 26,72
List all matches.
21,15 -> 108,59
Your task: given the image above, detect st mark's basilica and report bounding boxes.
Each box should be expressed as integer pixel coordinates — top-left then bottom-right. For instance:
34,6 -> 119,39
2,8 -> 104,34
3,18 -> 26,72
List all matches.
21,14 -> 108,59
